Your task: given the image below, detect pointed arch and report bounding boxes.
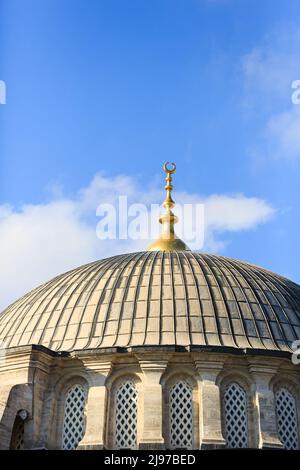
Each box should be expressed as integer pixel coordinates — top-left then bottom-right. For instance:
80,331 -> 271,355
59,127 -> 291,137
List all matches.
169,380 -> 194,449
114,380 -> 138,449
275,387 -> 299,450
223,382 -> 248,448
62,383 -> 87,450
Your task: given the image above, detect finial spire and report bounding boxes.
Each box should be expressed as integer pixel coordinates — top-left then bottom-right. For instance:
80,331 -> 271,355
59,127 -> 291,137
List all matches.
162,162 -> 176,210
147,162 -> 190,252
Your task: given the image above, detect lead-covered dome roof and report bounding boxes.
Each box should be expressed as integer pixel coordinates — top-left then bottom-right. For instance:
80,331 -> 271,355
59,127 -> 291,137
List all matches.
0,251 -> 300,354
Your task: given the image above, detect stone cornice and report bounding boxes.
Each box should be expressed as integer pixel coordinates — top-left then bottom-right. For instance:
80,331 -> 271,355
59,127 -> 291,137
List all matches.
70,352 -> 112,375
134,353 -> 169,370
194,359 -> 224,381
0,345 -> 55,378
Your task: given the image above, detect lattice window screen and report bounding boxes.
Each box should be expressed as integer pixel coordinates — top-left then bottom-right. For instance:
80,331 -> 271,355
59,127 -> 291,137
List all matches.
224,382 -> 248,448
115,381 -> 138,449
275,387 -> 299,450
62,384 -> 87,450
10,416 -> 25,450
169,380 -> 194,449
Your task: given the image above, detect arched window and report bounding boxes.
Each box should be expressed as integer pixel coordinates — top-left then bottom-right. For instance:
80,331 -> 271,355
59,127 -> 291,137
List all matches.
169,380 -> 194,449
275,387 -> 299,450
62,384 -> 87,450
9,410 -> 27,450
115,380 -> 138,449
223,382 -> 248,448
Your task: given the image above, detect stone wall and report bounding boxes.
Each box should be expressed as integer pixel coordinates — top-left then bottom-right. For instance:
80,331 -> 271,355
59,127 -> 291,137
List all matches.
0,345 -> 299,450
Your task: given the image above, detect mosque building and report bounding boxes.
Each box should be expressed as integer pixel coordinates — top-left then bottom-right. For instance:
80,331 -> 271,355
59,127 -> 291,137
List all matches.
0,163 -> 299,450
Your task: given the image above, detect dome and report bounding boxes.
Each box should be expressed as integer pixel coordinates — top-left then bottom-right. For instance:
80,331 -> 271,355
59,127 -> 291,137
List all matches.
2,163 -> 300,452
1,251 -> 300,354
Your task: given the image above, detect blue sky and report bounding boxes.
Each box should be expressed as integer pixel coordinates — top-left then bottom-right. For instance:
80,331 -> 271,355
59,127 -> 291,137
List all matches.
0,0 -> 300,308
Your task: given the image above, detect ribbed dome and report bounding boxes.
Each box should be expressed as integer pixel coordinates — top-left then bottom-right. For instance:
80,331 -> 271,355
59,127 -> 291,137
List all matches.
1,251 -> 300,353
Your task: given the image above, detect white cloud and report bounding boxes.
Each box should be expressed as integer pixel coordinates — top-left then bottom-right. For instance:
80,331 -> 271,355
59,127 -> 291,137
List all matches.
0,174 -> 275,310
204,194 -> 275,230
266,106 -> 300,160
242,26 -> 300,105
242,26 -> 300,160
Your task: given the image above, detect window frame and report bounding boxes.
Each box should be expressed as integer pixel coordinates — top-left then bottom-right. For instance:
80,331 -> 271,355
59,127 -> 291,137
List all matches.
222,381 -> 249,448
219,372 -> 254,448
51,375 -> 89,450
163,372 -> 199,450
275,385 -> 299,449
61,382 -> 88,450
106,373 -> 143,450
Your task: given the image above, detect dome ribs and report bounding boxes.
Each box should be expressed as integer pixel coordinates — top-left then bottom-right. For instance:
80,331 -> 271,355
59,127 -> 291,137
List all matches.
261,270 -> 300,325
214,256 -> 278,351
204,254 -> 243,348
140,250 -> 161,346
112,250 -> 153,348
80,253 -> 136,351
0,266 -> 74,345
54,254 -> 122,351
96,252 -> 145,349
38,260 -> 105,350
190,253 -> 224,348
157,251 -> 165,346
230,258 -> 294,350
4,261 -> 98,349
175,252 -> 193,347
202,255 -> 252,350
197,254 -> 238,349
234,259 -> 299,350
237,258 -> 294,349
167,251 -> 177,346
1,252 -> 300,355
180,252 -> 208,347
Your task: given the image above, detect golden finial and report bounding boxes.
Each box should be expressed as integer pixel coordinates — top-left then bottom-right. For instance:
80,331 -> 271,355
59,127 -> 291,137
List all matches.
147,162 -> 190,252
162,162 -> 176,211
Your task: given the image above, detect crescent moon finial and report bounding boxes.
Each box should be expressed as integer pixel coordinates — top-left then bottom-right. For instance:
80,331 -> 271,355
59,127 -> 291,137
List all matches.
163,161 -> 176,174
147,161 -> 190,251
